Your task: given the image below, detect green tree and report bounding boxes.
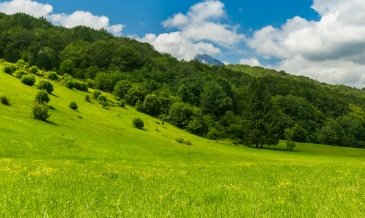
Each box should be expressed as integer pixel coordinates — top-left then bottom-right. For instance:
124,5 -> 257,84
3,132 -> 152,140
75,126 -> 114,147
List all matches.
244,79 -> 279,148
200,81 -> 232,118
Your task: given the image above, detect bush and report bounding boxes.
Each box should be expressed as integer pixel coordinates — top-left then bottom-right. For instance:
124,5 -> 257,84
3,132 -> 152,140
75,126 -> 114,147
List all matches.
35,90 -> 50,104
65,79 -> 75,89
37,80 -> 54,94
21,75 -> 36,86
141,94 -> 161,116
85,95 -> 91,102
16,59 -> 28,68
32,102 -> 50,121
176,137 -> 192,145
14,70 -> 27,78
28,66 -> 39,74
3,65 -> 16,74
286,140 -> 296,151
113,80 -> 132,99
97,95 -> 108,108
69,102 -> 78,110
0,96 -> 10,106
92,90 -> 102,99
133,118 -> 144,129
73,81 -> 88,92
47,72 -> 59,81
119,100 -> 126,108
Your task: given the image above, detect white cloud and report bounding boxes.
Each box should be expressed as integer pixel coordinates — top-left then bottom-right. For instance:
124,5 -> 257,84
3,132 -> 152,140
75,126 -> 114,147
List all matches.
0,0 -> 124,35
239,58 -> 262,67
0,0 -> 52,18
140,0 -> 245,60
248,0 -> 365,87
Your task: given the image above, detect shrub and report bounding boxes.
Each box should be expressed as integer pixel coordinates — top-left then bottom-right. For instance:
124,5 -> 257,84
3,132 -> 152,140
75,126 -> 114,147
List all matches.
92,90 -> 102,99
3,65 -> 16,74
14,70 -> 27,78
113,80 -> 132,99
286,140 -> 296,151
32,102 -> 50,121
47,72 -> 59,81
28,66 -> 39,74
73,81 -> 88,92
85,95 -> 91,102
176,137 -> 192,145
35,90 -> 50,104
97,95 -> 108,108
69,102 -> 78,110
21,75 -> 36,86
37,80 -> 54,94
16,59 -> 28,68
133,118 -> 144,129
141,94 -> 161,116
65,79 -> 75,89
119,100 -> 126,108
0,96 -> 10,106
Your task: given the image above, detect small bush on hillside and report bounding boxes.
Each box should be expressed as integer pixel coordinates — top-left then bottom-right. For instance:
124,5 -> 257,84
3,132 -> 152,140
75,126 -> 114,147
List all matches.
65,79 -> 75,89
92,90 -> 102,99
47,72 -> 59,81
133,118 -> 144,129
97,95 -> 108,108
21,75 -> 36,86
69,102 -> 78,110
28,66 -> 39,74
3,65 -> 16,74
286,140 -> 296,151
85,95 -> 91,102
0,96 -> 10,106
32,102 -> 50,121
35,90 -> 50,104
176,137 -> 192,145
16,59 -> 28,68
119,100 -> 126,108
37,80 -> 54,94
73,81 -> 88,92
285,127 -> 297,151
14,70 -> 27,78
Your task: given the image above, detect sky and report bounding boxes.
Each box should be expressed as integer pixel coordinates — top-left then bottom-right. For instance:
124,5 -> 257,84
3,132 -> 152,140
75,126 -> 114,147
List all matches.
1,0 -> 365,87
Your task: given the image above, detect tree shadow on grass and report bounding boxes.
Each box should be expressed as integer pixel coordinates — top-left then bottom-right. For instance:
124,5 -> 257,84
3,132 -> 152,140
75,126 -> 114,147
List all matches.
247,145 -> 297,153
45,120 -> 59,126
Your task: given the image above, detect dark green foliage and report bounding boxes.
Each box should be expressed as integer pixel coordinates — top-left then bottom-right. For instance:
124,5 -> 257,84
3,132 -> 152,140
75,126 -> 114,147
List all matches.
32,102 -> 50,121
200,81 -> 233,118
35,90 -> 50,104
69,102 -> 78,110
28,66 -> 39,74
14,70 -> 27,78
0,96 -> 10,106
92,90 -> 102,99
21,75 -> 35,86
37,80 -> 54,94
141,94 -> 161,116
97,95 -> 108,108
125,84 -> 147,106
113,80 -> 132,100
285,128 -> 297,151
73,81 -> 88,92
84,95 -> 91,102
133,118 -> 144,129
3,65 -> 16,74
119,100 -> 126,108
244,79 -> 279,148
47,72 -> 59,81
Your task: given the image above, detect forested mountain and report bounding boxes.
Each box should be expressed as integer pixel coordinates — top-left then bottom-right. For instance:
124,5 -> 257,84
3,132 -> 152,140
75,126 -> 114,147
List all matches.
2,12 -> 365,148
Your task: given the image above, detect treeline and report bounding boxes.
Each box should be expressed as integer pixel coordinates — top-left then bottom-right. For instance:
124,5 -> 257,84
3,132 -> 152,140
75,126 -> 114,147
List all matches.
2,13 -> 365,148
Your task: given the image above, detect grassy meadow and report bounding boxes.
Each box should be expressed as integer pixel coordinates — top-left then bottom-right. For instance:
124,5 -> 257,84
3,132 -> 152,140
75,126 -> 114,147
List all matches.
0,62 -> 365,217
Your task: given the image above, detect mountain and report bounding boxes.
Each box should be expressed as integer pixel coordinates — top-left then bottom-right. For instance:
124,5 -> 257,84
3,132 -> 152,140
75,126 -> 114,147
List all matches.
194,54 -> 225,66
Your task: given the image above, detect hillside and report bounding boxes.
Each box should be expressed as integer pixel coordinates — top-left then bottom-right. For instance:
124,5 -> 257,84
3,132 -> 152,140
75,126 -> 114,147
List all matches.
1,60 -> 365,217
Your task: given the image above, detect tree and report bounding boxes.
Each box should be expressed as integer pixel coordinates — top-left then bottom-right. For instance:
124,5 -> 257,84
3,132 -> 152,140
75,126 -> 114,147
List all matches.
113,80 -> 132,100
200,81 -> 233,118
243,79 -> 279,148
141,94 -> 161,117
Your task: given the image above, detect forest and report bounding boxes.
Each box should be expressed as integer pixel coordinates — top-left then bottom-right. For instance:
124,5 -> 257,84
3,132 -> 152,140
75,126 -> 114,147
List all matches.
2,12 -> 365,148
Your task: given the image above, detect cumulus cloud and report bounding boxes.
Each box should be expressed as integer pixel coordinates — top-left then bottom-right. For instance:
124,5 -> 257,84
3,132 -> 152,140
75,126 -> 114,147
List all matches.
140,0 -> 245,60
248,0 -> 365,87
239,58 -> 262,67
0,0 -> 124,35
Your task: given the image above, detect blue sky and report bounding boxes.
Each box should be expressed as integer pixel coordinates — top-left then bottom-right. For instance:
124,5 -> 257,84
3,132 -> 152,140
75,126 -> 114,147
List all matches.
2,0 -> 365,87
39,0 -> 319,36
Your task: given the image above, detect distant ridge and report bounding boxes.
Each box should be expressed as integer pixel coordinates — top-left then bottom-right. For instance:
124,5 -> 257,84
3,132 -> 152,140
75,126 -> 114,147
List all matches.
194,54 -> 225,66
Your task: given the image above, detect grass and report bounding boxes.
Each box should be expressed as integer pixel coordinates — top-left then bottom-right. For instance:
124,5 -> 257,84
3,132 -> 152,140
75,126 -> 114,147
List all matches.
1,63 -> 365,217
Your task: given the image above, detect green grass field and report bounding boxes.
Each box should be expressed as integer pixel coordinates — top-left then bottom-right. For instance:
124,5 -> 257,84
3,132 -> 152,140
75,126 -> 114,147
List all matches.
1,63 -> 365,217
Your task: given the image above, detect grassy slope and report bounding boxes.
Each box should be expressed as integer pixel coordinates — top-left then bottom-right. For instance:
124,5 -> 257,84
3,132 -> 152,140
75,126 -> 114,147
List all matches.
0,63 -> 365,217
